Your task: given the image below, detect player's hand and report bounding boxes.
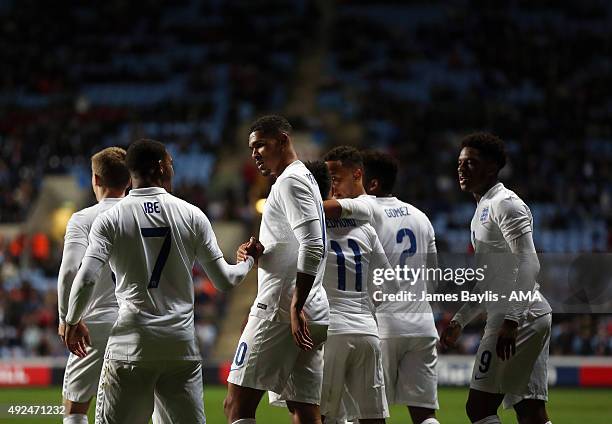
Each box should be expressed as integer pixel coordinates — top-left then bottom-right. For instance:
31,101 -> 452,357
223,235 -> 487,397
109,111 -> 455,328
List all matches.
290,307 -> 314,351
236,237 -> 264,263
65,320 -> 92,358
441,320 -> 462,349
496,319 -> 518,361
58,322 -> 66,344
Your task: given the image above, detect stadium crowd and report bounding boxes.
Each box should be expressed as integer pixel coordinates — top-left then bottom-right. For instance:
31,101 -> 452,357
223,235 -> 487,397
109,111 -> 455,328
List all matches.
1,0 -> 611,358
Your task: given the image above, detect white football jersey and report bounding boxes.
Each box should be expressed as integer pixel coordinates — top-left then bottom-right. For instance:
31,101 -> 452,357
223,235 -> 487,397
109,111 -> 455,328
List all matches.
59,198 -> 121,324
324,217 -> 390,336
338,195 -> 438,338
251,160 -> 329,324
470,182 -> 551,319
84,187 -> 224,361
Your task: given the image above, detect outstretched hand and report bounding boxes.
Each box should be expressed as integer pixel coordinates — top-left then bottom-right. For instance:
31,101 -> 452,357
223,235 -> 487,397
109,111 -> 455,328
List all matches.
236,237 -> 265,263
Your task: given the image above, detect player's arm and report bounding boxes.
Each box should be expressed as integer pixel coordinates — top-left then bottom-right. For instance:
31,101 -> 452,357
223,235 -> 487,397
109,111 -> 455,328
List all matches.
495,200 -> 539,360
280,177 -> 326,351
497,200 -> 539,323
194,210 -> 257,291
65,214 -> 114,357
57,216 -> 88,340
323,197 -> 373,221
292,219 -> 325,350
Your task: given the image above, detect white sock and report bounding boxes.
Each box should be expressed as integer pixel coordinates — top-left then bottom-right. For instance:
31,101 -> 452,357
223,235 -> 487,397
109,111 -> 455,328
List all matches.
420,418 -> 441,424
63,414 -> 88,424
545,422 -> 552,424
473,416 -> 501,424
231,420 -> 256,424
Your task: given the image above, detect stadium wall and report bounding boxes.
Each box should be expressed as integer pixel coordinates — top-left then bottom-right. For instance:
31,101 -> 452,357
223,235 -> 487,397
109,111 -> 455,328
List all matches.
2,357 -> 611,388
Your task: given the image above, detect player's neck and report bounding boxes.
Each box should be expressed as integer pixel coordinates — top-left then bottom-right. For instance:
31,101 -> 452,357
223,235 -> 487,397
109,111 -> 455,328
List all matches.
273,150 -> 298,177
132,177 -> 163,190
472,179 -> 499,202
95,187 -> 125,201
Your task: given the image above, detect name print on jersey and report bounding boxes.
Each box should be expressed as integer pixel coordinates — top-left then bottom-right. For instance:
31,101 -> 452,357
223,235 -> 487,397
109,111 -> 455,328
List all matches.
384,206 -> 409,218
143,201 -> 161,214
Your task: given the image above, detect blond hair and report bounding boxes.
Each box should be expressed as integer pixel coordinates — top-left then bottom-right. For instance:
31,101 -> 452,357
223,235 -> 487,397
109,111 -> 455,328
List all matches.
91,147 -> 130,189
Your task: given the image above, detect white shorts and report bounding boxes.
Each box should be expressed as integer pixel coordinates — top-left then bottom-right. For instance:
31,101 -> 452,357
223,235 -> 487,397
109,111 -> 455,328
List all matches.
470,313 -> 551,409
380,336 -> 439,409
95,359 -> 204,424
320,334 -> 389,421
227,316 -> 327,405
63,322 -> 113,403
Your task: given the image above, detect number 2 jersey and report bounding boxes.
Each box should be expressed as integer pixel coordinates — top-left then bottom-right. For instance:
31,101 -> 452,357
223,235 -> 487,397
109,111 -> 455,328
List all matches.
250,160 -> 329,325
337,195 -> 438,339
83,187 -> 225,361
323,218 -> 392,337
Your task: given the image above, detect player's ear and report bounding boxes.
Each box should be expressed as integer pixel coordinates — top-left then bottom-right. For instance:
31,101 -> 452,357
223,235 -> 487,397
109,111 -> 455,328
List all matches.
278,132 -> 289,148
353,167 -> 363,181
93,173 -> 103,187
366,178 -> 379,194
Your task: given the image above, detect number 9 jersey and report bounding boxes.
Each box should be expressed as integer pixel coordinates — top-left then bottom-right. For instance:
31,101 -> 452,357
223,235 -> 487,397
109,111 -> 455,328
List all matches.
84,186 -> 224,361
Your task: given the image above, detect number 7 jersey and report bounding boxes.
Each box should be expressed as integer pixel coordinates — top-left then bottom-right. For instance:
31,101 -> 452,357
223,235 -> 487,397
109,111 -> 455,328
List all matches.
84,187 -> 224,361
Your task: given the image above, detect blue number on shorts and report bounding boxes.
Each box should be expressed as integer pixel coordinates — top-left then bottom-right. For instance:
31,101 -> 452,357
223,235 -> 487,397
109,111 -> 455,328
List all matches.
396,228 -> 417,267
140,227 -> 171,288
234,342 -> 248,366
479,350 -> 492,373
330,239 -> 362,292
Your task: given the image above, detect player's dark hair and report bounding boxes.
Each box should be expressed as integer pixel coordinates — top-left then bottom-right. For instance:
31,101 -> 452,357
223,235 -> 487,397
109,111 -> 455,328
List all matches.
361,150 -> 398,195
323,145 -> 363,169
125,139 -> 168,177
304,160 -> 331,200
249,115 -> 292,137
460,132 -> 507,171
91,147 -> 130,190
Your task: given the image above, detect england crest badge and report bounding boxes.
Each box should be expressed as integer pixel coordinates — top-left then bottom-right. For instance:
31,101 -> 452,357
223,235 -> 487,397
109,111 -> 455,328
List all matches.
479,206 -> 490,223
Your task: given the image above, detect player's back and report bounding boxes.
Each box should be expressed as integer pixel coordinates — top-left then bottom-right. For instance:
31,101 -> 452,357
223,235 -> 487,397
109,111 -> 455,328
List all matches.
362,195 -> 438,338
65,198 -> 121,324
90,187 -> 223,361
324,217 -> 386,336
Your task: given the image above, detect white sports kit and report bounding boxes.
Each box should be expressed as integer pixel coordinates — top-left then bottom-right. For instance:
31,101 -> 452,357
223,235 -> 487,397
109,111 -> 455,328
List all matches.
59,198 -> 120,404
66,187 -> 252,423
321,217 -> 392,421
227,160 -> 330,405
338,195 -> 440,409
453,182 -> 552,408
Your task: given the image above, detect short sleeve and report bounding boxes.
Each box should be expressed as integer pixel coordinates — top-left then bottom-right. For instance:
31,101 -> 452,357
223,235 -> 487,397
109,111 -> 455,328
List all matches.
495,198 -> 532,242
194,209 -> 224,264
64,214 -> 89,248
84,213 -> 115,262
277,176 -> 320,229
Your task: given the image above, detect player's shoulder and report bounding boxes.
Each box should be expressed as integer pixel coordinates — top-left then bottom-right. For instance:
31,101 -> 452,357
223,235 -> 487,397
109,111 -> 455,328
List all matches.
68,203 -> 101,228
278,162 -> 311,186
489,184 -> 529,215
